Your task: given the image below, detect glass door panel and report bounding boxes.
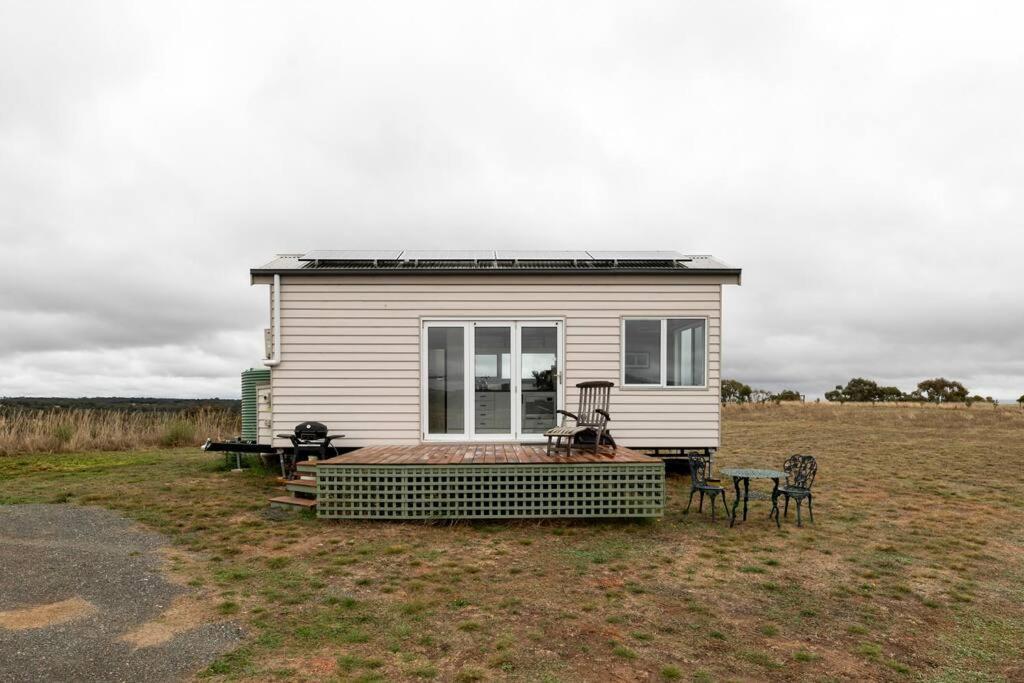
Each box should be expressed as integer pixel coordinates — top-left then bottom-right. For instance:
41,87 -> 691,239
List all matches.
473,325 -> 512,436
426,326 -> 465,435
520,325 -> 558,436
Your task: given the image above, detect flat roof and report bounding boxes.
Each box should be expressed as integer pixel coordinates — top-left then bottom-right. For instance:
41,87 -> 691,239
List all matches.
251,250 -> 741,277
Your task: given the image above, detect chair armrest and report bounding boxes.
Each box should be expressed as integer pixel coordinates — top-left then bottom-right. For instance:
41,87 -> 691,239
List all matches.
706,477 -> 721,482
555,409 -> 579,421
594,408 -> 611,421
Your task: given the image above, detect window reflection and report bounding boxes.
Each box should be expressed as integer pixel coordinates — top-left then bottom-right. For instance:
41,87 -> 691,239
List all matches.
474,327 -> 512,434
521,327 -> 557,432
427,327 -> 464,434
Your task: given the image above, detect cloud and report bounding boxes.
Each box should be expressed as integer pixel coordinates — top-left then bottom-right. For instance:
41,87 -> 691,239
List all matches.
1,1 -> 1022,399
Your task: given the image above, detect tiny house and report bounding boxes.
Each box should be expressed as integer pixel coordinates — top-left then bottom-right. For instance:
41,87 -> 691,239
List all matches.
250,250 -> 741,460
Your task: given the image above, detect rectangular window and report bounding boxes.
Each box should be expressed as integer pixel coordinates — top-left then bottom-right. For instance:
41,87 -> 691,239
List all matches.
667,319 -> 705,386
623,320 -> 661,385
622,318 -> 707,387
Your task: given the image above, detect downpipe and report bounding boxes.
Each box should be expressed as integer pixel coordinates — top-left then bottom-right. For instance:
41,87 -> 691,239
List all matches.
263,273 -> 281,367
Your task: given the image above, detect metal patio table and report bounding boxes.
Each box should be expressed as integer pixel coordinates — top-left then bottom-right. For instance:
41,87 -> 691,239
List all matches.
719,468 -> 786,528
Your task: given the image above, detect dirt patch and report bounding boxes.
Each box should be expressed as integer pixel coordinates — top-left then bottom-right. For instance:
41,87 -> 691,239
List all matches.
0,597 -> 97,630
0,504 -> 243,682
117,596 -> 214,649
111,548 -> 234,650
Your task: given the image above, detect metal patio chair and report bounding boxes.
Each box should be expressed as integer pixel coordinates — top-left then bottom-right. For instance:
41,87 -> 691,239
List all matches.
544,381 -> 616,456
684,455 -> 728,522
776,454 -> 817,527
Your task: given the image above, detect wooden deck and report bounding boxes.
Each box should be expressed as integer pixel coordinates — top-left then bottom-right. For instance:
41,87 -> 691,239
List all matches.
314,443 -> 665,519
318,443 -> 658,466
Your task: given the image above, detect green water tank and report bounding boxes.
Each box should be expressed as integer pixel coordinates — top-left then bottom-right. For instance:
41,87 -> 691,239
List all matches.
241,368 -> 271,441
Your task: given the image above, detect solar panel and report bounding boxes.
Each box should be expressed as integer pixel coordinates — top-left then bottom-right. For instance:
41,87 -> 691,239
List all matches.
494,250 -> 592,260
296,249 -> 691,264
257,251 -> 736,274
401,250 -> 496,261
300,250 -> 403,261
586,250 -> 686,261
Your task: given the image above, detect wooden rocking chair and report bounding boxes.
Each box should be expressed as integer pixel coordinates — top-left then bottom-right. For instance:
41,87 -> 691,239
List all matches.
544,381 -> 617,456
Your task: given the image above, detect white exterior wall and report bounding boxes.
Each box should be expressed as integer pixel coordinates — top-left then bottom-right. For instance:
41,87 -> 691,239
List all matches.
256,384 -> 272,445
257,274 -> 728,449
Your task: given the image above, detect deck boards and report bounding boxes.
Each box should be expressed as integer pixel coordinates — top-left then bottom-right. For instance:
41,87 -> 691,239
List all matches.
318,443 -> 657,466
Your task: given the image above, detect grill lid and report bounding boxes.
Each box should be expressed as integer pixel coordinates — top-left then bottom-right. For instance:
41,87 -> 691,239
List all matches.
293,421 -> 329,440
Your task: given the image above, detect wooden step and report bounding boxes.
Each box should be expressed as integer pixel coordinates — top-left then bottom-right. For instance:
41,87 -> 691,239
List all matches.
277,476 -> 316,486
268,495 -> 317,510
285,480 -> 316,494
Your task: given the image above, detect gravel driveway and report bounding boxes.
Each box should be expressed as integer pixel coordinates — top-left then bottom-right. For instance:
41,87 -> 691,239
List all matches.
0,505 -> 242,683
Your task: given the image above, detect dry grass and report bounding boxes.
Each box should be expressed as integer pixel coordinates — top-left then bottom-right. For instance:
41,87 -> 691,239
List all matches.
0,409 -> 240,456
1,403 -> 1022,681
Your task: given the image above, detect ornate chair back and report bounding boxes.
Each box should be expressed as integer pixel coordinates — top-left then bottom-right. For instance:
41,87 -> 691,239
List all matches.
687,455 -> 714,487
783,454 -> 817,490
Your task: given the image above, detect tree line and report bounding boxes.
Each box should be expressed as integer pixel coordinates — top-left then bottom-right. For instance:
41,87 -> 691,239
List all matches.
723,377 -> 1014,406
0,397 -> 241,414
721,380 -> 804,404
824,377 -> 1001,405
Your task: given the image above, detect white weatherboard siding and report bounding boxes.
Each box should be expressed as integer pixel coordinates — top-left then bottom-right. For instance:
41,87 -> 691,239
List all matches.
260,275 -> 726,448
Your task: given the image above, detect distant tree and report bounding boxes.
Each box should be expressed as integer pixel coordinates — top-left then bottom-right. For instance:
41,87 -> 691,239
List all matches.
844,378 -> 882,402
531,369 -> 556,392
0,396 -> 240,414
824,385 -> 846,403
772,389 -> 803,403
1018,394 -> 1024,408
916,378 -> 969,403
825,378 -> 906,403
877,386 -> 905,402
721,379 -> 753,404
750,388 -> 774,404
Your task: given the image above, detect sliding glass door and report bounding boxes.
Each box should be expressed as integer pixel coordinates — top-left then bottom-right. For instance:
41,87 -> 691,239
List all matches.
422,320 -> 562,441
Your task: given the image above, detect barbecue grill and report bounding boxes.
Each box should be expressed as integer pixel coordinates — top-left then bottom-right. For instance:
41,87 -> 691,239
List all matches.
276,421 -> 345,478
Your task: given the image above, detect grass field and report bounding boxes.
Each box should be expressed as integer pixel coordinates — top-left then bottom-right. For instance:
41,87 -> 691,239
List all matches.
0,408 -> 239,456
1,404 -> 1022,681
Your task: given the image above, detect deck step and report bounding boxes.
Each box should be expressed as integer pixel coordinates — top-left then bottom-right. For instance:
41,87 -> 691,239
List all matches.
268,495 -> 317,510
285,479 -> 316,491
277,476 -> 316,486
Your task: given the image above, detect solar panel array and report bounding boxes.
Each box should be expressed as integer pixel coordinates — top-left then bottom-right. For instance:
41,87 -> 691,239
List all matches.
587,250 -> 685,261
254,251 -> 735,274
298,250 -> 689,262
301,250 -> 403,261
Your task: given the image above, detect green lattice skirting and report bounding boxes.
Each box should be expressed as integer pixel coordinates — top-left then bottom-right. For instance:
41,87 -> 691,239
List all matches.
316,463 -> 665,519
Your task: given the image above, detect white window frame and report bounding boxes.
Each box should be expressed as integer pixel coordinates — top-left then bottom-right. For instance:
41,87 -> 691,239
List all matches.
620,316 -> 709,390
421,321 -> 472,442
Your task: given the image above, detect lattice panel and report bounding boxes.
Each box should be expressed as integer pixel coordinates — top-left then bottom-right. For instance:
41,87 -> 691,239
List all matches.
316,464 -> 664,519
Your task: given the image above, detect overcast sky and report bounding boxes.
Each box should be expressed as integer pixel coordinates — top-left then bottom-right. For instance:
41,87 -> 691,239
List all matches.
2,1 -> 1022,400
